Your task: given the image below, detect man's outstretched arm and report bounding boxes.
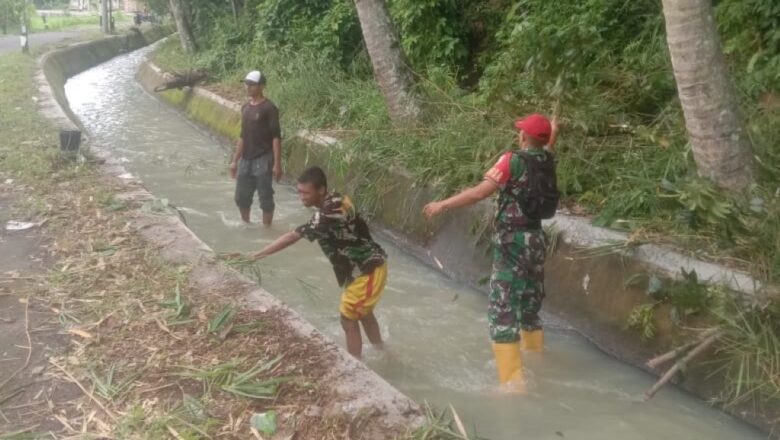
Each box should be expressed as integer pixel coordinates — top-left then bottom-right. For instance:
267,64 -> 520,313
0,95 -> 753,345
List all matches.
253,230 -> 302,260
423,180 -> 499,219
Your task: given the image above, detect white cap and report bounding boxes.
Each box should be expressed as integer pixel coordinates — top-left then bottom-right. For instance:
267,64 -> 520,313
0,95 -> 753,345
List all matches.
243,70 -> 265,85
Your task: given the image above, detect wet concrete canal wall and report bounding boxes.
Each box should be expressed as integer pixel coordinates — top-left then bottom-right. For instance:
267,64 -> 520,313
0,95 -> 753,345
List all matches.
35,31 -> 425,436
135,59 -> 778,433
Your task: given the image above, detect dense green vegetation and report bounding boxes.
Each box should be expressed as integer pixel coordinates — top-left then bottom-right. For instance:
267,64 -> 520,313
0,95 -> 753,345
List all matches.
154,0 -> 778,285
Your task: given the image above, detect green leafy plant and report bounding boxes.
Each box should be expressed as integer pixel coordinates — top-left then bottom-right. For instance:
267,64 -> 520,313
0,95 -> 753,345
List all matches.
666,269 -> 713,322
207,304 -> 235,335
662,178 -> 741,232
160,282 -> 191,324
626,302 -> 657,341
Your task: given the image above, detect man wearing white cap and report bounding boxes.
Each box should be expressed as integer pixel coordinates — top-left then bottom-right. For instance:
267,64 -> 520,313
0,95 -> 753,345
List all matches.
230,70 -> 282,226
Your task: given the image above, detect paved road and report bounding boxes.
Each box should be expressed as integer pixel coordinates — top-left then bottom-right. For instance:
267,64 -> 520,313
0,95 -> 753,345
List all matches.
0,29 -> 86,55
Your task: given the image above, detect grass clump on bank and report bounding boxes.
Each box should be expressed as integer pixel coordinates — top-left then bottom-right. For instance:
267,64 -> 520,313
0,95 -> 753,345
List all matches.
622,268 -> 780,411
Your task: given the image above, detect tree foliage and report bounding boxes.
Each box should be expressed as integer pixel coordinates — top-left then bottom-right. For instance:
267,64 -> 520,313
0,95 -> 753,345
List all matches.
141,0 -> 171,16
0,0 -> 26,35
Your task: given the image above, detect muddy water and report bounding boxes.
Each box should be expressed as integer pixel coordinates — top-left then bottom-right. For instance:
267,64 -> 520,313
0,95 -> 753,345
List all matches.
65,46 -> 762,440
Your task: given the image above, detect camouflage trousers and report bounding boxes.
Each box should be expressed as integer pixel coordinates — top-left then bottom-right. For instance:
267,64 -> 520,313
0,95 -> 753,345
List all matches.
488,229 -> 546,343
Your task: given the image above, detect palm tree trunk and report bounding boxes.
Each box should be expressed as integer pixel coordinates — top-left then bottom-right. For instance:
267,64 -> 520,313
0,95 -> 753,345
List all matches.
229,0 -> 240,24
353,0 -> 422,125
101,0 -> 109,33
169,0 -> 197,54
661,0 -> 754,189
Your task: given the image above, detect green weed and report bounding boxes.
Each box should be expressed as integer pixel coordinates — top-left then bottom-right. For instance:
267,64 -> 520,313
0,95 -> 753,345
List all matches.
233,319 -> 264,335
176,356 -> 287,400
89,364 -> 144,401
207,304 -> 235,335
626,303 -> 657,341
160,282 -> 191,324
711,298 -> 780,408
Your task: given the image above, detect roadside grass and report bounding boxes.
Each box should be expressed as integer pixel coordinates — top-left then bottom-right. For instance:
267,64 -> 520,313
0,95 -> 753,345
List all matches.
28,12 -> 130,33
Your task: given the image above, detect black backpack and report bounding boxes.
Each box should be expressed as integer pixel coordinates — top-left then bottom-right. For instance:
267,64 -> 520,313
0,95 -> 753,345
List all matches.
515,150 -> 559,220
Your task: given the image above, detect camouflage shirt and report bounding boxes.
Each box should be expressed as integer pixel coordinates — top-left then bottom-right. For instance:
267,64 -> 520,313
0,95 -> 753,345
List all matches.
296,192 -> 386,287
485,148 -> 552,231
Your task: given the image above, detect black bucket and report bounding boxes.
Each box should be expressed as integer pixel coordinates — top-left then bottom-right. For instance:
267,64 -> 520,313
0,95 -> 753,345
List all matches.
59,130 -> 81,152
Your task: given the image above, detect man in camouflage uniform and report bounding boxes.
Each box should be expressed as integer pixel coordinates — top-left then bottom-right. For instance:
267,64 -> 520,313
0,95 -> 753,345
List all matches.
424,113 -> 558,390
248,166 -> 388,358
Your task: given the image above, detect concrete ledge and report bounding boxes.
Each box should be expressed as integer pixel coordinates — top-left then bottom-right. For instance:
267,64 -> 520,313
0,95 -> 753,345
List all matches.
36,31 -> 424,435
135,59 -> 778,433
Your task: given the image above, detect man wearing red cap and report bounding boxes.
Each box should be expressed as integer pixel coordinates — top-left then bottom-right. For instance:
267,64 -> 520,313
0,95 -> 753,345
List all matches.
423,113 -> 559,391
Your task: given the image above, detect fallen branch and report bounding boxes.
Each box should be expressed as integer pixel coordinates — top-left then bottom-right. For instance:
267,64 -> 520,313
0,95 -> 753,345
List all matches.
645,332 -> 721,400
154,70 -> 208,93
155,317 -> 183,340
250,427 -> 264,440
167,425 -> 186,440
646,328 -> 720,369
0,297 -> 31,391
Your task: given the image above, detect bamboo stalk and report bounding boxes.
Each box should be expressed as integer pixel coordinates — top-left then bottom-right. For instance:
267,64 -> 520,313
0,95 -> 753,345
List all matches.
646,328 -> 720,369
645,332 -> 721,400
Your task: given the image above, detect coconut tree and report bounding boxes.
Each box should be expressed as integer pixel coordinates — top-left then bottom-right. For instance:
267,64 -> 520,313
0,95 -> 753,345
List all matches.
661,0 -> 754,189
353,0 -> 422,125
169,0 -> 197,53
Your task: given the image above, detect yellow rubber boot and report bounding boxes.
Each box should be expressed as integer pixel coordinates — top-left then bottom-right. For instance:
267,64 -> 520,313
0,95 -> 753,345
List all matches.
492,342 -> 525,392
520,330 -> 544,352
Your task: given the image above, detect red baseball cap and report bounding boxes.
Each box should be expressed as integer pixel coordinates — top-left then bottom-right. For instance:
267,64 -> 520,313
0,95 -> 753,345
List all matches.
514,113 -> 551,142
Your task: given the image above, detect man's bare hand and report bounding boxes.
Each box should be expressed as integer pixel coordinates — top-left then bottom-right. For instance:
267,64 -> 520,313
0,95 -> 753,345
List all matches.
230,161 -> 238,179
273,163 -> 282,182
423,202 -> 446,220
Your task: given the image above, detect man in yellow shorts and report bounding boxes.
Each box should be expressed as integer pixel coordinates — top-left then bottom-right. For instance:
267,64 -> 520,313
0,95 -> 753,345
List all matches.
248,166 -> 388,358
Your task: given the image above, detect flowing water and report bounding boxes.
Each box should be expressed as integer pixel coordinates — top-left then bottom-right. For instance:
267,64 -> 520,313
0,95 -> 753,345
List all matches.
65,46 -> 762,440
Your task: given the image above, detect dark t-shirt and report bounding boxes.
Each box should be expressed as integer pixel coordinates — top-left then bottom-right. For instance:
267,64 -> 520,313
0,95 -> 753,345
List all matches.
240,99 -> 281,160
295,192 -> 386,287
